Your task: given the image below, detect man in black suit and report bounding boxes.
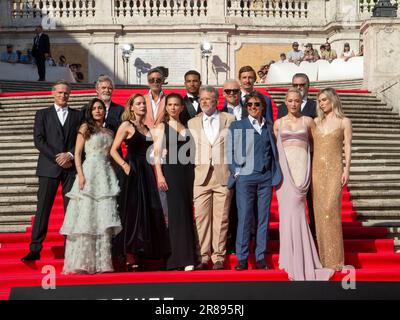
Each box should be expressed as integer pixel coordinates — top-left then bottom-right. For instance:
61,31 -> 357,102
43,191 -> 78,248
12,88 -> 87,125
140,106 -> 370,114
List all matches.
81,75 -> 124,134
32,26 -> 50,81
221,79 -> 246,120
180,70 -> 202,126
277,73 -> 317,235
22,80 -> 83,261
277,73 -> 317,119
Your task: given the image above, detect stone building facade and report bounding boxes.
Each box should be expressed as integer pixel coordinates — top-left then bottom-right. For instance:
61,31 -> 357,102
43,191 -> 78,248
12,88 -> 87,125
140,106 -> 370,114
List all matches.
0,0 -> 398,85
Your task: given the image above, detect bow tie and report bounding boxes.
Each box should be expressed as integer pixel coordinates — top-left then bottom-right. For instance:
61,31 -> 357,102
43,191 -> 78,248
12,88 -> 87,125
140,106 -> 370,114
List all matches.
189,96 -> 199,103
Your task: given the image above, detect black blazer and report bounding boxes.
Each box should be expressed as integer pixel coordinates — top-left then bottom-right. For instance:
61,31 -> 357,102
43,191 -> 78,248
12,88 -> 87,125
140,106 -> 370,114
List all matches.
180,95 -> 202,126
221,99 -> 248,120
32,33 -> 50,58
81,101 -> 124,134
34,106 -> 83,178
277,99 -> 317,119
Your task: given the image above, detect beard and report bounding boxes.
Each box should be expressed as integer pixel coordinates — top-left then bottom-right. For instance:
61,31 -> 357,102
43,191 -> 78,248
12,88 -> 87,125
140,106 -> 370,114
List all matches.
100,93 -> 111,103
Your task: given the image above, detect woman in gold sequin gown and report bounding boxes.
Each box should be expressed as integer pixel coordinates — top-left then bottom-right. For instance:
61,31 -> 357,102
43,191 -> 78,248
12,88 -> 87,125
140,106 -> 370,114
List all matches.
312,88 -> 352,270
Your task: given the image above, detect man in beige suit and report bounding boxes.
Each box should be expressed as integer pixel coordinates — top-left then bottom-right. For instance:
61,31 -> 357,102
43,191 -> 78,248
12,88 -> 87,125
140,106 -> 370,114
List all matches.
188,86 -> 235,270
144,67 -> 166,128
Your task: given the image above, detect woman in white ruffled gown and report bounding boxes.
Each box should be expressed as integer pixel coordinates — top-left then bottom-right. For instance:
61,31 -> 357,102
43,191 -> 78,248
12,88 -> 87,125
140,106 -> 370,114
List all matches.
60,98 -> 122,274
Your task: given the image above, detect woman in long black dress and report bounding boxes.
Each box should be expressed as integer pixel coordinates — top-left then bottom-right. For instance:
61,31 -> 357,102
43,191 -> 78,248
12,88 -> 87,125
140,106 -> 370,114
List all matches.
153,93 -> 197,271
110,93 -> 170,271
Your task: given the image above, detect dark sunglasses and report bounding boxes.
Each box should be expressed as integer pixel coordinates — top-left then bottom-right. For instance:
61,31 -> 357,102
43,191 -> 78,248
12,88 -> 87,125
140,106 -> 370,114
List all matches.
148,78 -> 163,84
246,102 -> 262,107
224,89 -> 240,95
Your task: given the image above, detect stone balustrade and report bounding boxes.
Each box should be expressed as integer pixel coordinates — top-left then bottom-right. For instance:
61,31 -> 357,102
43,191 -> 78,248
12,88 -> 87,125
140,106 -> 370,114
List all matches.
114,0 -> 208,17
226,0 -> 309,18
358,0 -> 399,18
11,0 -> 97,19
4,0 -> 399,27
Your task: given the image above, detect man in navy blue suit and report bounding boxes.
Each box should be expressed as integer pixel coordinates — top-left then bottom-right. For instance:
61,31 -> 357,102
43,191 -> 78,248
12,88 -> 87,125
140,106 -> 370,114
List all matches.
238,66 -> 274,122
227,91 -> 282,270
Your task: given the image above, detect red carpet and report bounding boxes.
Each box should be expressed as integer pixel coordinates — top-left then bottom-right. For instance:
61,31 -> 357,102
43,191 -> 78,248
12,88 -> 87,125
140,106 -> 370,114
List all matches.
0,88 -> 399,300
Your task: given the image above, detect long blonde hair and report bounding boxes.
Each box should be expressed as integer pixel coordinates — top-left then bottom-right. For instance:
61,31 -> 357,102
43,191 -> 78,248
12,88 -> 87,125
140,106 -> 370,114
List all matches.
316,88 -> 345,121
121,93 -> 145,122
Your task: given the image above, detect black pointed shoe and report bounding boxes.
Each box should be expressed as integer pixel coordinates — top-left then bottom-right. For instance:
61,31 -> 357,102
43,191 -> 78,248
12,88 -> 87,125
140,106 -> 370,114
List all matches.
255,260 -> 268,270
21,251 -> 40,262
234,260 -> 248,271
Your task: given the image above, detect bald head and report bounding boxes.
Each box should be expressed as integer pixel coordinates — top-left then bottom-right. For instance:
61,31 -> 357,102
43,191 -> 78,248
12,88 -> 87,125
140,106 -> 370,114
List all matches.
223,79 -> 241,106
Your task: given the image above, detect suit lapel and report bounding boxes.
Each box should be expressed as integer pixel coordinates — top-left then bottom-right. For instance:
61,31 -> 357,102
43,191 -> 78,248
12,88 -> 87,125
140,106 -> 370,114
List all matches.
213,112 -> 227,146
185,97 -> 198,118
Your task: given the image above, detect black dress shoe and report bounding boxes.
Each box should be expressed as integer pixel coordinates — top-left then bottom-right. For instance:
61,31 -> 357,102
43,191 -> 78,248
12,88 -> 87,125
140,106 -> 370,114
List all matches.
21,251 -> 40,262
255,260 -> 268,270
234,260 -> 248,271
213,261 -> 224,270
195,262 -> 209,270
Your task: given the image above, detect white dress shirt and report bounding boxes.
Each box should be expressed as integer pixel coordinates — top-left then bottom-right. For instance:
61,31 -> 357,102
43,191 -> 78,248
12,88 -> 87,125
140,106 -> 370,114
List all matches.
54,104 -> 74,159
203,110 -> 220,145
241,90 -> 248,105
226,103 -> 242,121
248,115 -> 265,135
54,104 -> 68,126
187,93 -> 199,112
149,90 -> 164,117
104,101 -> 111,119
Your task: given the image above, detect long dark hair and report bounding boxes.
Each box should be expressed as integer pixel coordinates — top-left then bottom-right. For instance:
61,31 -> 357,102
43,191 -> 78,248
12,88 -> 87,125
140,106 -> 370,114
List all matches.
164,93 -> 184,123
84,98 -> 106,139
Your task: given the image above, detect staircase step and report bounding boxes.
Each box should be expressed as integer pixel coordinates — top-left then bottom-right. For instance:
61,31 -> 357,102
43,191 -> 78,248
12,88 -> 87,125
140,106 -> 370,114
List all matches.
350,159 -> 400,166
0,225 -> 29,233
0,215 -> 32,223
0,177 -> 38,185
0,155 -> 38,163
348,182 -> 400,190
0,185 -> 38,194
352,133 -> 400,140
349,174 -> 400,182
357,210 -> 400,219
0,204 -> 36,214
350,166 -> 400,175
0,149 -> 37,155
350,190 -> 400,199
0,170 -> 36,177
353,199 -> 400,210
0,195 -> 37,204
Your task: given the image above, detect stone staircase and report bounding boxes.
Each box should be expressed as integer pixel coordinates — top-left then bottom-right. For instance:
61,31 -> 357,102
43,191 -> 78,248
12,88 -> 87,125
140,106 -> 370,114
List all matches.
0,89 -> 399,252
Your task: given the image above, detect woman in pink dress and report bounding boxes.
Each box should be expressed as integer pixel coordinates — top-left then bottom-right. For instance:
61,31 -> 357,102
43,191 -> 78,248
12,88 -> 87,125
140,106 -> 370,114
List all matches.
274,88 -> 334,281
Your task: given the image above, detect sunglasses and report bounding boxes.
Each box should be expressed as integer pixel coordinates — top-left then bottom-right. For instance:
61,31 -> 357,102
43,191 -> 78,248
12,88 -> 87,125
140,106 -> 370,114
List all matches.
246,102 -> 262,107
224,89 -> 240,95
148,78 -> 163,84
